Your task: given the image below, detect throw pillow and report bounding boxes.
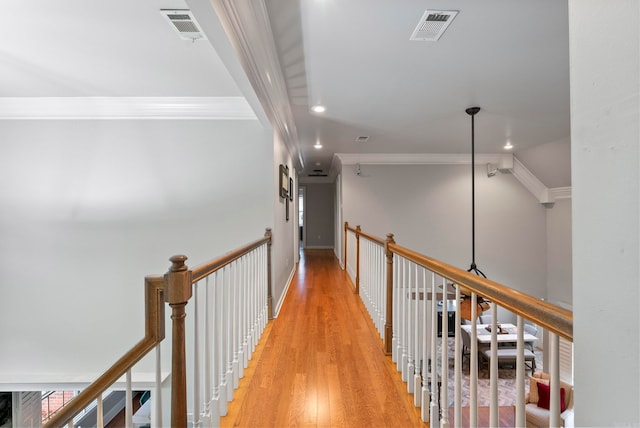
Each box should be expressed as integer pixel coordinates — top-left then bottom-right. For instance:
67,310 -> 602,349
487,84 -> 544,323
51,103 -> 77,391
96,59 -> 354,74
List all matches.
537,382 -> 566,412
528,376 -> 549,404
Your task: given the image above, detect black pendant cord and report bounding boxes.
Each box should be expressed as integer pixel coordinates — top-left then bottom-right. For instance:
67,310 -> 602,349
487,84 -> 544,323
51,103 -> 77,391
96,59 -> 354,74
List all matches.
465,107 -> 486,279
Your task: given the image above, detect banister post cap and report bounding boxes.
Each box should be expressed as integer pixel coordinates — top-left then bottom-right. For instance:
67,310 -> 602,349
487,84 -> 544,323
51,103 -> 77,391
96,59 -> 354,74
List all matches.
169,255 -> 188,272
166,255 -> 192,304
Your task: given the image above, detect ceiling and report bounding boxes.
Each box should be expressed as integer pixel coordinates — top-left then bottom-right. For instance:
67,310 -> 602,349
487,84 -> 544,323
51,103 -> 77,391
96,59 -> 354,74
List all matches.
1,0 -> 571,185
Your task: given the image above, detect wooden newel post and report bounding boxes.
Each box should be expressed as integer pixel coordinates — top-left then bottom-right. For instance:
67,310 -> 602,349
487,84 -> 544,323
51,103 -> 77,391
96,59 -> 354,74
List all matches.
165,255 -> 192,428
384,233 -> 395,355
355,225 -> 361,295
265,228 -> 274,319
343,221 -> 348,271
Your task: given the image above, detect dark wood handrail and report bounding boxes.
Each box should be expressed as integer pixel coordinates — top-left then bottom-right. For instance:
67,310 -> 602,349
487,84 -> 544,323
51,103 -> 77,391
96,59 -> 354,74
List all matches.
43,276 -> 165,428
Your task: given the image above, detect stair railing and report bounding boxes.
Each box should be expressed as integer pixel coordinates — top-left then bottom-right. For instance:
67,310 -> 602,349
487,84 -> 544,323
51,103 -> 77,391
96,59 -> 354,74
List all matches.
344,222 -> 573,427
44,228 -> 272,428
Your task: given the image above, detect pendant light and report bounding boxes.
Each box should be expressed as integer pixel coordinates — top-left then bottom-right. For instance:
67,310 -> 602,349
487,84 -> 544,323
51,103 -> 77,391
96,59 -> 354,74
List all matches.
458,107 -> 491,321
465,106 -> 486,278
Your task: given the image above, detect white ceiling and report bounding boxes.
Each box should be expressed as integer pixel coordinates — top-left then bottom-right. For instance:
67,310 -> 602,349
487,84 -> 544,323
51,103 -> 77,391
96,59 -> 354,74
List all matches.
265,0 -> 571,181
1,0 -> 571,185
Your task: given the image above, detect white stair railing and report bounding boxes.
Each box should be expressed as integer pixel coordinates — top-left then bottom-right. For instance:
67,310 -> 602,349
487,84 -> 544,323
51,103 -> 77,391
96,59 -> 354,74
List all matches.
344,223 -> 573,427
187,238 -> 269,427
43,229 -> 273,428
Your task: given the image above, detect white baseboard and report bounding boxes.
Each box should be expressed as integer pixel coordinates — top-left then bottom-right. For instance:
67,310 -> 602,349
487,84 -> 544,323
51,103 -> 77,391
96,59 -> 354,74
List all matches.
273,264 -> 296,317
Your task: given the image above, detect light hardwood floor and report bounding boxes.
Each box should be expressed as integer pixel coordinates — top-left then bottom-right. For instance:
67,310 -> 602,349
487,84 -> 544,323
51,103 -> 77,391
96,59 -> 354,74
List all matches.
221,249 -> 427,427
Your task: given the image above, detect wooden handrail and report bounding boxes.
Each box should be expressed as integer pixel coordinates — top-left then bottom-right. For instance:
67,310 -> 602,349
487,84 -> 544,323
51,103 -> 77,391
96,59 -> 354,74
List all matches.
44,228 -> 274,428
191,233 -> 272,283
345,222 -> 385,246
389,242 -> 572,342
43,275 -> 165,428
345,224 -> 573,342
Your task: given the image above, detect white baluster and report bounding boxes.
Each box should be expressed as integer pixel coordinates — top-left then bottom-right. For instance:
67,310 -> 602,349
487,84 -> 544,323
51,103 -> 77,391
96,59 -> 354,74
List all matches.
204,276 -> 213,427
194,281 -> 201,427
232,262 -> 240,389
440,277 -> 450,428
153,344 -> 163,428
126,369 -> 133,428
248,252 -> 254,355
391,251 -> 398,364
489,303 -> 498,427
218,269 -> 228,416
516,316 -> 526,427
454,285 -> 461,426
549,332 -> 561,427
413,265 -> 422,406
421,269 -> 430,422
379,245 -> 385,336
242,256 -> 249,370
225,265 -> 234,406
429,272 -> 438,424
470,293 -> 478,428
97,393 -> 104,428
407,261 -> 414,393
237,258 -> 245,377
401,258 -> 408,381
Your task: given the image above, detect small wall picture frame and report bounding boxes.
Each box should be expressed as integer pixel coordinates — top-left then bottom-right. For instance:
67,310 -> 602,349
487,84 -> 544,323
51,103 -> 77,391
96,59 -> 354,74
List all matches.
289,177 -> 294,201
279,164 -> 289,199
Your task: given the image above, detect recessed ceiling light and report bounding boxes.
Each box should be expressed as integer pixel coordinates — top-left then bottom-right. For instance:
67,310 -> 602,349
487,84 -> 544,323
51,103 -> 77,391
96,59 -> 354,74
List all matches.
314,142 -> 323,149
315,162 -> 321,166
311,105 -> 326,113
504,141 -> 513,150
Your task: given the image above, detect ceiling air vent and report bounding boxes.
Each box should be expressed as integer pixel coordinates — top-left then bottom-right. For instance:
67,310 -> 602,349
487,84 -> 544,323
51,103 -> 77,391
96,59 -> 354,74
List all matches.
161,9 -> 207,41
355,136 -> 370,142
410,10 -> 458,41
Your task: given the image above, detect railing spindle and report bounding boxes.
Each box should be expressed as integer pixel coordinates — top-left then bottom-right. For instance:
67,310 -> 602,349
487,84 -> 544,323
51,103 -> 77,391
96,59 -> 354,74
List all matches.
454,285 -> 461,425
440,276 -> 450,427
516,316 -> 526,427
430,272 -> 438,424
193,281 -> 201,427
470,293 -> 478,427
489,302 -> 498,427
97,393 -> 104,428
125,369 -> 132,428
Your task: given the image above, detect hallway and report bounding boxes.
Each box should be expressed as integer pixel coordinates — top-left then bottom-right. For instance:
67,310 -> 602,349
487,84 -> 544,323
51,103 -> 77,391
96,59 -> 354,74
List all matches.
221,249 -> 426,427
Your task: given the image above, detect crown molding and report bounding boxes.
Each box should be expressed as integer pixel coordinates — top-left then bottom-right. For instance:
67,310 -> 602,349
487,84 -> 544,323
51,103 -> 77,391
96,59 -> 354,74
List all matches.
0,97 -> 256,120
550,186 -> 572,200
511,157 -> 553,204
334,153 -> 572,206
210,0 -> 303,170
334,152 -> 514,166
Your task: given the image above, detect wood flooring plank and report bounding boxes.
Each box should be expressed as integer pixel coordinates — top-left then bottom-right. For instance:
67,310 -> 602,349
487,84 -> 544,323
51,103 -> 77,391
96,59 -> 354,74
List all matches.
220,249 -> 428,427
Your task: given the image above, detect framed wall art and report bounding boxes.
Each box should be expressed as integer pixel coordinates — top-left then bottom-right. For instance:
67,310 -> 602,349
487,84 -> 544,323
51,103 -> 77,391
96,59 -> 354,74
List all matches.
289,177 -> 294,201
279,164 -> 289,199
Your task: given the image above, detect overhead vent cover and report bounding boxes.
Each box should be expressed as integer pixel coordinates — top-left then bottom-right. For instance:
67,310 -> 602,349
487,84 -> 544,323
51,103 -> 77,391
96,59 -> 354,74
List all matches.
410,10 -> 458,41
355,136 -> 370,142
161,9 -> 207,41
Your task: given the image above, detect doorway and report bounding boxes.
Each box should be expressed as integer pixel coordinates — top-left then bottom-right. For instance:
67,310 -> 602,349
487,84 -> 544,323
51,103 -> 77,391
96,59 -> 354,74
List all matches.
298,186 -> 305,250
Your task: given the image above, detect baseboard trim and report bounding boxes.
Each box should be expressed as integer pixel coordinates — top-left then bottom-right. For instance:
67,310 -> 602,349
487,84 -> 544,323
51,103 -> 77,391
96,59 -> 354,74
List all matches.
273,264 -> 296,317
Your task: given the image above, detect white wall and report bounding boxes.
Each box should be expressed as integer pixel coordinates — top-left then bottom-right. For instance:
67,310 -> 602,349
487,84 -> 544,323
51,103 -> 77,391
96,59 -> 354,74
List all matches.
0,119 -> 273,384
546,198 -> 572,305
304,183 -> 335,249
342,163 -> 549,303
270,131 -> 297,316
569,0 -> 639,425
